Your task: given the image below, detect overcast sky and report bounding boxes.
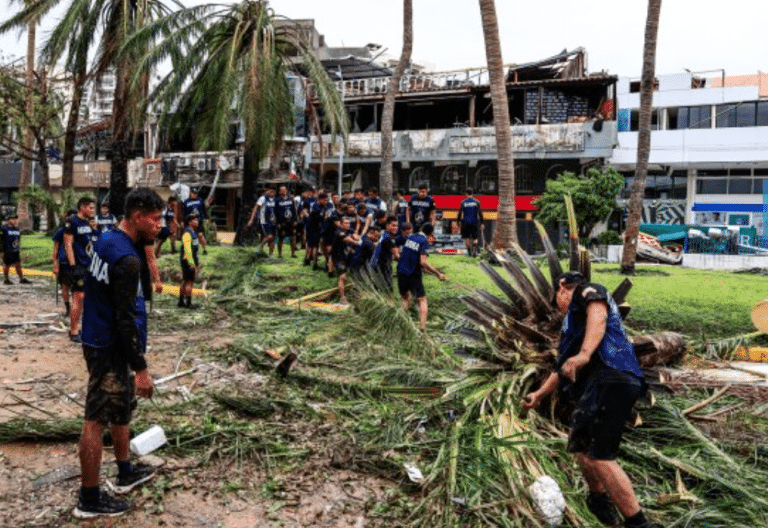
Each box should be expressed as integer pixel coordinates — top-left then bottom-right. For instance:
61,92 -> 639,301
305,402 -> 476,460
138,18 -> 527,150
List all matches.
0,0 -> 765,79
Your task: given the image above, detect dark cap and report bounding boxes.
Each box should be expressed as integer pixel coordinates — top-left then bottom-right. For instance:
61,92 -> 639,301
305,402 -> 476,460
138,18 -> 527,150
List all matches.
190,187 -> 199,193
556,271 -> 586,286
185,213 -> 198,222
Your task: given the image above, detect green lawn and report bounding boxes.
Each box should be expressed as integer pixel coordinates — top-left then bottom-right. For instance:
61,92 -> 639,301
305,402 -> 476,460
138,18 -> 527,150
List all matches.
19,234 -> 765,340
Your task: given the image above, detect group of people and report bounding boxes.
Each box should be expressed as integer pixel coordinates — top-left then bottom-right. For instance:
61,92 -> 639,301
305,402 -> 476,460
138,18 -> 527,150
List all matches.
50,187 -> 211,343
247,184 -> 446,328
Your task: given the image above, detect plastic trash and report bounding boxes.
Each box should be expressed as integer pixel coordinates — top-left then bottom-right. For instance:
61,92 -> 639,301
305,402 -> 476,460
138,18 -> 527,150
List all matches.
403,462 -> 424,483
129,425 -> 167,456
528,475 -> 566,526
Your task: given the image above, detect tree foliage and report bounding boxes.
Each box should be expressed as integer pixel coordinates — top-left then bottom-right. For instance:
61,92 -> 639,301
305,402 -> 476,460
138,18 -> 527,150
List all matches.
533,167 -> 624,238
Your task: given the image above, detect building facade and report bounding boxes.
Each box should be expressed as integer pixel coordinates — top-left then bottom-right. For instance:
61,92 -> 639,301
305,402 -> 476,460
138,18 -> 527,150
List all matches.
610,71 -> 768,237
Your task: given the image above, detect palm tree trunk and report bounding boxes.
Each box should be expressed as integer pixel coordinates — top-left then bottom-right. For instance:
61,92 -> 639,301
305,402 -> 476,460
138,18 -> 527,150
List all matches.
621,0 -> 662,275
62,44 -> 88,189
478,0 -> 517,249
235,147 -> 259,245
380,0 -> 412,205
110,68 -> 130,217
17,16 -> 35,230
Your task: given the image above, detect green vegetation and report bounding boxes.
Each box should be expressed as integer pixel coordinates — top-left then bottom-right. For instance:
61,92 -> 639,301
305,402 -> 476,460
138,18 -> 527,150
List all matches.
8,239 -> 768,526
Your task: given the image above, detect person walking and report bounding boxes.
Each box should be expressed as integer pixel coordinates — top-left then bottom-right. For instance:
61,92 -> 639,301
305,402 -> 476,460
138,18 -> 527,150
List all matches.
396,223 -> 445,331
74,188 -> 164,518
64,197 -> 96,342
457,187 -> 483,257
179,215 -> 201,309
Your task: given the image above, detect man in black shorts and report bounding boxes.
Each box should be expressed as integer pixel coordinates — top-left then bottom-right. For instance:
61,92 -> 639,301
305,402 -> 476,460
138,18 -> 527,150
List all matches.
1,214 -> 31,284
179,214 -> 200,308
74,188 -> 163,518
396,223 -> 445,331
64,197 -> 96,342
155,196 -> 178,257
523,272 -> 660,528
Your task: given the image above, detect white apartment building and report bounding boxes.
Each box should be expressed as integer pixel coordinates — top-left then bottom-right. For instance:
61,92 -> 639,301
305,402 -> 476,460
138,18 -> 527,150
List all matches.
610,71 -> 768,235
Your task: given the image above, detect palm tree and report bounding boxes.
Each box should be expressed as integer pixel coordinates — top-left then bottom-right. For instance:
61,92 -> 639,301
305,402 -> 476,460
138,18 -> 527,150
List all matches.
478,0 -> 517,248
1,0 -> 178,215
379,0 -> 412,205
128,0 -> 348,239
621,0 -> 662,275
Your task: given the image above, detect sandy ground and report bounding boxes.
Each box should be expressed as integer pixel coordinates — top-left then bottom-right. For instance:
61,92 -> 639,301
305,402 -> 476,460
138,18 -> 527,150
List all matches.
0,280 -> 393,527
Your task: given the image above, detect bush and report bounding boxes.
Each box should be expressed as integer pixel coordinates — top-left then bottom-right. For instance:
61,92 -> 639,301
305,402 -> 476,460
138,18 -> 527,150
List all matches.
597,230 -> 622,245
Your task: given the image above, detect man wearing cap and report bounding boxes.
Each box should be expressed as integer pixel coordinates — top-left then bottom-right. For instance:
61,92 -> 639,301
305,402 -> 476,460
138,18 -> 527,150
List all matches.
523,272 -> 659,528
182,188 -> 208,255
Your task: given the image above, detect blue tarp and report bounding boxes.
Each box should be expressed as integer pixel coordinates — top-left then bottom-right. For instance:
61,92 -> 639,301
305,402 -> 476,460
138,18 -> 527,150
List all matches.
656,231 -> 688,242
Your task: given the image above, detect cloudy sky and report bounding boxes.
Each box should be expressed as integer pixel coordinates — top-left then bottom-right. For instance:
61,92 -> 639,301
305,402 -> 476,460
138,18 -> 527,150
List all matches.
0,0 -> 765,79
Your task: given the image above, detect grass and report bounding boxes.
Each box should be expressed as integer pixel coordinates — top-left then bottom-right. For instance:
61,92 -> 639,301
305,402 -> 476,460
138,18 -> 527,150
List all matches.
9,236 -> 768,526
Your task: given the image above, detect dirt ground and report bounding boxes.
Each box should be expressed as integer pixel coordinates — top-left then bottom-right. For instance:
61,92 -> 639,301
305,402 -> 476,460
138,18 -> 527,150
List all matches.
0,280 -> 393,527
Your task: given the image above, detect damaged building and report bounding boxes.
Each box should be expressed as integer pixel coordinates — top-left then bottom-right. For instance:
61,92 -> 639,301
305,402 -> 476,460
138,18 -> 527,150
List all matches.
305,47 -> 618,251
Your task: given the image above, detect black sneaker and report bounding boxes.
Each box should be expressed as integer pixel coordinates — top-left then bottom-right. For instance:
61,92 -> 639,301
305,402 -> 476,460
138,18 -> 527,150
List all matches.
69,333 -> 82,344
587,492 -> 622,526
19,278 -> 31,284
177,299 -> 185,308
106,463 -> 156,495
73,492 -> 131,519
3,279 -> 11,285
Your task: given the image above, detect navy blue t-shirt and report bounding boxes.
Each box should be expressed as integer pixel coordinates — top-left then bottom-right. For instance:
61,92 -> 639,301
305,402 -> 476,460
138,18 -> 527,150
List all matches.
365,197 -> 386,212
183,197 -> 206,221
262,197 -> 277,225
350,235 -> 375,269
308,202 -> 327,234
459,197 -> 481,225
275,195 -> 296,224
301,197 -> 316,225
63,215 -> 93,267
52,227 -> 67,263
371,231 -> 396,269
96,213 -> 117,233
1,224 -> 21,253
409,194 -> 435,226
397,233 -> 429,276
395,198 -> 409,225
332,228 -> 353,263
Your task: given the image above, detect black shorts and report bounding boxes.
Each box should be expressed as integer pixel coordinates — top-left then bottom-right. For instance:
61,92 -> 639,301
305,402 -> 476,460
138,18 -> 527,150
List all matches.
321,231 -> 335,246
260,223 -> 276,237
83,345 -> 136,426
461,224 -> 479,240
181,261 -> 197,282
398,272 -> 425,299
334,256 -> 348,273
157,226 -> 172,241
277,223 -> 294,240
567,376 -> 643,460
69,265 -> 88,292
2,252 -> 20,266
57,262 -> 71,285
306,231 -> 321,248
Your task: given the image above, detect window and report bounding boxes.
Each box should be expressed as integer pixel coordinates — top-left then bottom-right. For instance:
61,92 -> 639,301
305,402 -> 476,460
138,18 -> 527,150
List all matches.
628,109 -> 660,131
757,102 -> 768,127
689,105 -> 711,129
697,178 -> 727,194
729,178 -> 752,194
737,103 -> 757,127
676,107 -> 689,129
515,164 -> 533,193
629,79 -> 659,93
716,104 -> 737,128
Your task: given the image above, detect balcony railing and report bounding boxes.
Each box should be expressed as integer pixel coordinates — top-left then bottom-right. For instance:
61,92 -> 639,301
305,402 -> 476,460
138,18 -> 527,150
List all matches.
328,67 -> 492,98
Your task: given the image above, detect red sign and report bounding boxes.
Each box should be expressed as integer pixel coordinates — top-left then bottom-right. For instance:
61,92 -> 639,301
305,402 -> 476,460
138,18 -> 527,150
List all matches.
412,195 -> 540,211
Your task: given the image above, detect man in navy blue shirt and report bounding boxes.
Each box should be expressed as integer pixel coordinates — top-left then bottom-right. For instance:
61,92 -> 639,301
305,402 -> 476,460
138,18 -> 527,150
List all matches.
1,214 -> 31,285
408,184 -> 436,233
365,187 -> 386,213
74,188 -> 163,519
183,188 -> 208,255
370,216 -> 400,289
397,223 -> 445,331
392,188 -> 409,228
299,188 -> 316,264
524,272 -> 657,528
457,187 -> 484,257
53,209 -> 77,315
96,203 -> 117,233
64,196 -> 96,342
331,216 -> 357,304
155,196 -> 178,257
306,193 -> 329,270
274,185 -> 297,258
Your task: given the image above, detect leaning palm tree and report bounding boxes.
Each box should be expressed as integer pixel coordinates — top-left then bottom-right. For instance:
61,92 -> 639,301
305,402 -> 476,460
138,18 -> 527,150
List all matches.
127,0 -> 348,239
478,0 -> 517,248
621,0 -> 663,275
379,0 -> 412,205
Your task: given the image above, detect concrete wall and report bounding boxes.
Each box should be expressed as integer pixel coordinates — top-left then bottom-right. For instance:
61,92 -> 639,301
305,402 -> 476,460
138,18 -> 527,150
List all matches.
682,253 -> 768,271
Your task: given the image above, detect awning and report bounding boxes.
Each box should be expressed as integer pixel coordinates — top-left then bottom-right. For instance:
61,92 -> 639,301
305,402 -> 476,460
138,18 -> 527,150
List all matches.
692,203 -> 763,213
656,231 -> 688,242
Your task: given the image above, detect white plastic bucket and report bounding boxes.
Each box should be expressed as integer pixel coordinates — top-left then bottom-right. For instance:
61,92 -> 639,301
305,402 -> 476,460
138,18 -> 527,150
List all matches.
129,425 -> 167,456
